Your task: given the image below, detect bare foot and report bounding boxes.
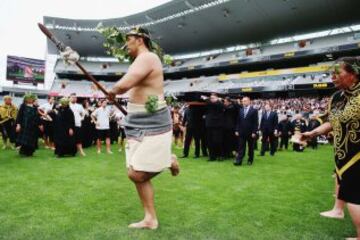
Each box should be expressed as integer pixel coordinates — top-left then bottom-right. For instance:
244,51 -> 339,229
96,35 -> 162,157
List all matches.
320,209 -> 344,219
128,219 -> 158,230
170,154 -> 180,176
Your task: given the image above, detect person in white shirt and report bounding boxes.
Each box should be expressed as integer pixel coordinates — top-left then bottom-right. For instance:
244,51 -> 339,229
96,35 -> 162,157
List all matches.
91,99 -> 113,154
39,96 -> 55,149
69,93 -> 86,156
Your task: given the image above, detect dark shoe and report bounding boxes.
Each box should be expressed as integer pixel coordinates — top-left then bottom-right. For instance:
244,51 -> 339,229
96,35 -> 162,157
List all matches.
180,155 -> 188,158
233,160 -> 242,166
208,158 -> 216,161
247,161 -> 253,166
194,156 -> 200,159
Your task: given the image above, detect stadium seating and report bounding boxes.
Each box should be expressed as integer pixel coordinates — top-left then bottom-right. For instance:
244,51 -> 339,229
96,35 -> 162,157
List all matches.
50,61 -> 333,96
55,60 -> 128,74
50,79 -> 128,98
50,32 -> 359,77
171,32 -> 359,69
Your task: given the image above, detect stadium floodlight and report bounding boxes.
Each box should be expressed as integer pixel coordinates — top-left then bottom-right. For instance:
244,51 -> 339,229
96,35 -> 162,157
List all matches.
223,9 -> 230,17
184,0 -> 195,9
145,15 -> 154,21
118,0 -> 232,30
269,24 -> 360,45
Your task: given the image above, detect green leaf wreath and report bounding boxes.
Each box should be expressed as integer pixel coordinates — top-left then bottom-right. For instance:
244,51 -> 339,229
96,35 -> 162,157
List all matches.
97,23 -> 173,65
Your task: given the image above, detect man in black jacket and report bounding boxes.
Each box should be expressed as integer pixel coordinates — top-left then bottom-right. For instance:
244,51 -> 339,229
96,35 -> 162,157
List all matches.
234,96 -> 258,166
182,104 -> 208,158
292,113 -> 307,152
307,113 -> 321,149
277,115 -> 293,150
203,93 -> 224,161
260,103 -> 278,156
222,97 -> 238,158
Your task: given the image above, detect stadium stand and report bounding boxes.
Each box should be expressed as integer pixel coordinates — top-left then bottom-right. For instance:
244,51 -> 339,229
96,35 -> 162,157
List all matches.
2,0 -> 360,100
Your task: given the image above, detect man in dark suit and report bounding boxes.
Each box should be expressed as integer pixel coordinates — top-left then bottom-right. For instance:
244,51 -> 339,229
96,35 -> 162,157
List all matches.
222,97 -> 238,158
260,103 -> 278,156
307,113 -> 321,149
234,96 -> 258,166
203,93 -> 224,161
277,114 -> 293,150
292,113 -> 307,152
182,104 -> 208,158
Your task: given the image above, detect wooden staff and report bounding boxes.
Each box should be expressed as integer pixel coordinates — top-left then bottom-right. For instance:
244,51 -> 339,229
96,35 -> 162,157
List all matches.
37,23 -> 127,115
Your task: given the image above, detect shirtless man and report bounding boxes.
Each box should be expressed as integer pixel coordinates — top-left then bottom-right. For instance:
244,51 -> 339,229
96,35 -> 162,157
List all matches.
107,27 -> 179,230
60,26 -> 179,230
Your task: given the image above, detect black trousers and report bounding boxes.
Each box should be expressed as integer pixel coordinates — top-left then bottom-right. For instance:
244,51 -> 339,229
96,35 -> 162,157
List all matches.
309,138 -> 318,149
109,121 -> 119,144
261,131 -> 276,155
254,140 -> 258,151
55,144 -> 77,157
43,120 -> 54,141
1,120 -> 16,143
183,127 -> 200,157
200,128 -> 208,157
293,143 -> 304,152
279,136 -> 289,150
236,135 -> 255,164
206,127 -> 223,160
19,145 -> 35,156
223,128 -> 236,158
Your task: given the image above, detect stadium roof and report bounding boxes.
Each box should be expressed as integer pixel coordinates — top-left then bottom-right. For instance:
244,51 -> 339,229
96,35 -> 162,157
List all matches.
44,0 -> 360,57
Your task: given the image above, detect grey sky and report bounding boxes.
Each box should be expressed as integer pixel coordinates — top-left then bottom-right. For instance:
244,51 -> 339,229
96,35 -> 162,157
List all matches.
0,0 -> 170,60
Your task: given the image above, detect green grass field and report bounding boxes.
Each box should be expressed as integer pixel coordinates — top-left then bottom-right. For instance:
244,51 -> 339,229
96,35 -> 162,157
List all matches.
0,142 -> 356,240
